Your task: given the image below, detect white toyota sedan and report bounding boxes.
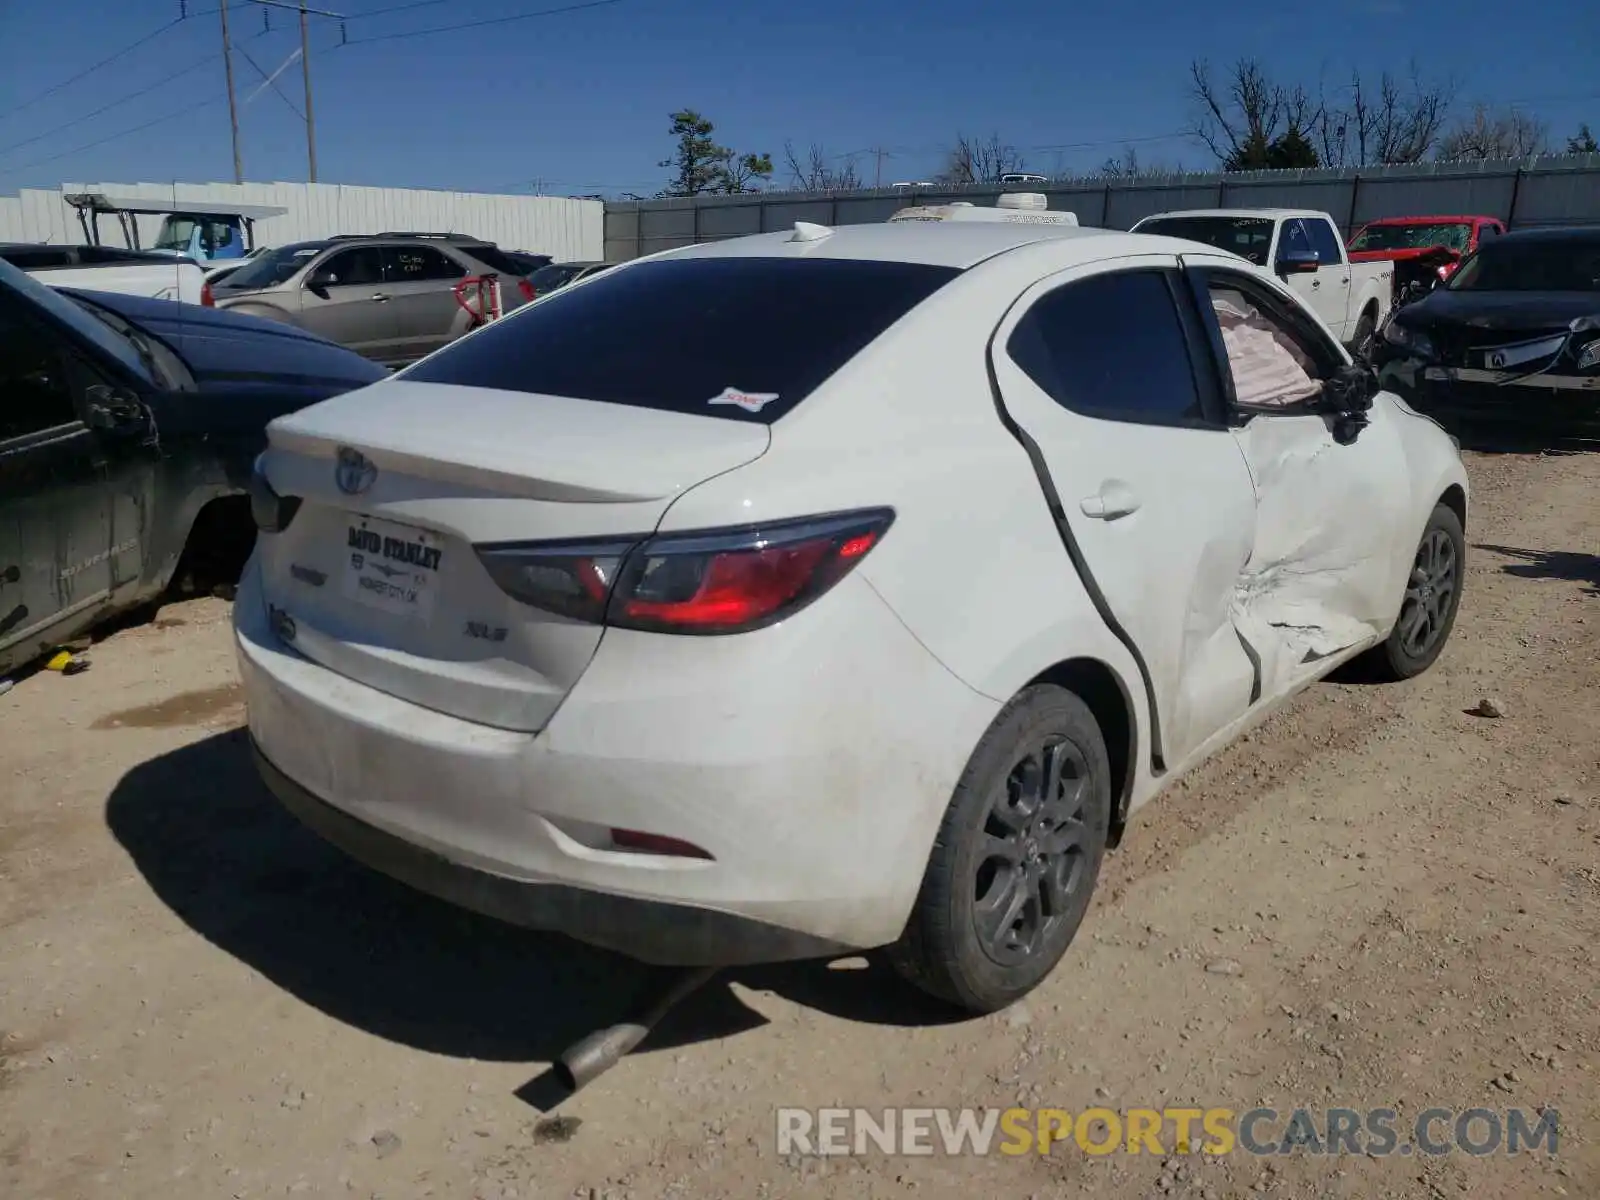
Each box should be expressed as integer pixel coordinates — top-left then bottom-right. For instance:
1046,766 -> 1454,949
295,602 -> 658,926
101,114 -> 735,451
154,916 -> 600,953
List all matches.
237,219 -> 1468,1013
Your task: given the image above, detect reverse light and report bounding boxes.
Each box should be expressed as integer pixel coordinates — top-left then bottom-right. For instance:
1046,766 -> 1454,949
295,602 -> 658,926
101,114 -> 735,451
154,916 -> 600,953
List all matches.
475,508 -> 895,635
248,454 -> 301,533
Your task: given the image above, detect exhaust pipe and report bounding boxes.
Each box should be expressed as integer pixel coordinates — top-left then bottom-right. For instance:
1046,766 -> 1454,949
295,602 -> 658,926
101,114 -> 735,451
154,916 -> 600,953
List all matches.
556,966 -> 717,1092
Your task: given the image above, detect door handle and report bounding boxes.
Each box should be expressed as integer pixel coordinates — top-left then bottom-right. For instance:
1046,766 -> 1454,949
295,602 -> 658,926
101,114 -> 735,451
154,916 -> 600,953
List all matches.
1080,481 -> 1141,520
1311,279 -> 1321,289
370,293 -> 391,302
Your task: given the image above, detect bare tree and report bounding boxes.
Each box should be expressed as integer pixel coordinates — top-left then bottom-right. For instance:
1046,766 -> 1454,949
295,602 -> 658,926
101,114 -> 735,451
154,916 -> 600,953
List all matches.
782,141 -> 862,191
1315,66 -> 1453,166
1438,105 -> 1548,160
1096,146 -> 1185,178
937,133 -> 1026,185
1189,59 -> 1321,169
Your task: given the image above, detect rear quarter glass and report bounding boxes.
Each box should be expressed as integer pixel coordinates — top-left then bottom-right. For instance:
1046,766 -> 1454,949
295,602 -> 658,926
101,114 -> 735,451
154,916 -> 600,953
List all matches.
400,256 -> 961,423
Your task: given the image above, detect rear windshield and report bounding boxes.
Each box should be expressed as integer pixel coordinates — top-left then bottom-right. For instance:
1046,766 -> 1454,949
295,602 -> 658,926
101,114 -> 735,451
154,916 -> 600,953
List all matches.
460,244 -> 536,276
221,242 -> 325,290
525,262 -> 583,292
1137,216 -> 1275,266
402,256 -> 960,422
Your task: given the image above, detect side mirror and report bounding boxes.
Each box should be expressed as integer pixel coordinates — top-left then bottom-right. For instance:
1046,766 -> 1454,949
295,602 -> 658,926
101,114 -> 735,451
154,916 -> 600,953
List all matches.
1314,362 -> 1378,444
1276,248 -> 1321,275
84,385 -> 150,436
306,270 -> 337,295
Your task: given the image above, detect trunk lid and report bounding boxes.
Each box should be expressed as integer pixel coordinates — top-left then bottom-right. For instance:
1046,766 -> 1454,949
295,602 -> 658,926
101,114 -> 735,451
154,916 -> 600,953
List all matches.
255,379 -> 770,730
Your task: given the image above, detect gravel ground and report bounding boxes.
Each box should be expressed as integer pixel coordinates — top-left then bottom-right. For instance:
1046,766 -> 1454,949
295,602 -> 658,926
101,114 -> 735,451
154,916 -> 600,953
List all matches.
1,447 -> 1596,1200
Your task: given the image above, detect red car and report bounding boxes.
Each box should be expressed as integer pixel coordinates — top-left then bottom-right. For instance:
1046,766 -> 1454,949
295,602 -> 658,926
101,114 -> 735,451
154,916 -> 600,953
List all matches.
1349,215 -> 1506,293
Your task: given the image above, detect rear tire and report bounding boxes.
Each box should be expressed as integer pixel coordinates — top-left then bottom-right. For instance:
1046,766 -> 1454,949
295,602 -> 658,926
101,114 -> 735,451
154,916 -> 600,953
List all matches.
888,685 -> 1111,1013
1361,503 -> 1465,681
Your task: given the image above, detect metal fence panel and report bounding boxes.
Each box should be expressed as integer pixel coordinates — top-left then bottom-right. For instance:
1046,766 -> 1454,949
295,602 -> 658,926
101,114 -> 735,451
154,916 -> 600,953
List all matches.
601,155 -> 1600,259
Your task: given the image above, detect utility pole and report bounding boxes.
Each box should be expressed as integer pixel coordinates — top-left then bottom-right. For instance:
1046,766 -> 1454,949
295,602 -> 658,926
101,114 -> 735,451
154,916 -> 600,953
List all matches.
873,146 -> 888,188
219,0 -> 243,182
298,0 -> 318,181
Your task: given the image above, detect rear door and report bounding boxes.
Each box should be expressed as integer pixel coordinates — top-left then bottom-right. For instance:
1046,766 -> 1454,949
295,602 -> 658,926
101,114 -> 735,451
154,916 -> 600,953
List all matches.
380,244 -> 468,362
299,246 -> 402,361
0,299 -> 114,669
991,256 -> 1261,769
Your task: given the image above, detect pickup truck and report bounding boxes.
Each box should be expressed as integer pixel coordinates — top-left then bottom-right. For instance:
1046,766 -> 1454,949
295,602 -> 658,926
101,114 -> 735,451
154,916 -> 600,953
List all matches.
1348,214 -> 1505,301
0,243 -> 208,306
1131,208 -> 1394,356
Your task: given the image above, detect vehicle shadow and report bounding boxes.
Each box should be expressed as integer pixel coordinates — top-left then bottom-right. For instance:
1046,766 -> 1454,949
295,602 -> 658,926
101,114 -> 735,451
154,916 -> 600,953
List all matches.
1475,543 -> 1600,595
104,731 -> 965,1101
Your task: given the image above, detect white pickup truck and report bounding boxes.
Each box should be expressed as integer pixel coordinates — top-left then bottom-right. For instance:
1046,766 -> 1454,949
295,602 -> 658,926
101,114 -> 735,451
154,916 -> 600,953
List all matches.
0,243 -> 207,306
1131,208 -> 1393,355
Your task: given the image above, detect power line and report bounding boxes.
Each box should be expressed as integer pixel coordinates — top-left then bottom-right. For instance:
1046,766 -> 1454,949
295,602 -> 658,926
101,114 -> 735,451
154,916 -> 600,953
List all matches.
3,16 -> 187,119
6,98 -> 229,176
343,0 -> 452,17
339,0 -> 628,45
0,54 -> 225,158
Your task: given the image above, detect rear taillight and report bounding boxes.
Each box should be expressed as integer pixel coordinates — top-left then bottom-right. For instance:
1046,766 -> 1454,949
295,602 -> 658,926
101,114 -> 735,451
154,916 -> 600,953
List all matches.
475,508 -> 894,635
201,282 -> 215,307
248,454 -> 301,533
517,279 -> 537,301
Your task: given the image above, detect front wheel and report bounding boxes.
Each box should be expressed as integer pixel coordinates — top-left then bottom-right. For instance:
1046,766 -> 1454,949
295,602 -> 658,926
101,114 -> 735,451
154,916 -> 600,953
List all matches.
888,685 -> 1111,1013
1352,308 -> 1378,362
1362,503 -> 1465,680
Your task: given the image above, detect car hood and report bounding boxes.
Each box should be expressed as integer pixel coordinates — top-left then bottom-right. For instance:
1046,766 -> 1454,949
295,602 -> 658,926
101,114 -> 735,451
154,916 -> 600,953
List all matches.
1395,288 -> 1600,336
64,287 -> 387,398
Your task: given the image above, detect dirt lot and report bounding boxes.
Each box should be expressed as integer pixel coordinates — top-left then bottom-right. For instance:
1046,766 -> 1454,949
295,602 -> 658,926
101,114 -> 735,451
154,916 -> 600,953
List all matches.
2,448 -> 1596,1200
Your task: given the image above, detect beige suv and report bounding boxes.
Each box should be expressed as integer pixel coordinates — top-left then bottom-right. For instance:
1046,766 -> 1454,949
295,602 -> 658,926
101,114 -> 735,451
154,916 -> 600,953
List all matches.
211,233 -> 550,366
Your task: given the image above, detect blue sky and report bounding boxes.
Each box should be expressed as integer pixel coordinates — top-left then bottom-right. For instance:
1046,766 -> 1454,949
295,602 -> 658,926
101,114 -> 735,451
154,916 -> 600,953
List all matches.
1,0 -> 1596,197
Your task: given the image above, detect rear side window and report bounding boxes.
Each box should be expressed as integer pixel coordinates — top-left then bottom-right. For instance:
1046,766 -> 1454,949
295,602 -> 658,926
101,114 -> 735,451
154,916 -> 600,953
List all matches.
385,245 -> 464,282
1006,269 -> 1207,426
403,256 -> 959,423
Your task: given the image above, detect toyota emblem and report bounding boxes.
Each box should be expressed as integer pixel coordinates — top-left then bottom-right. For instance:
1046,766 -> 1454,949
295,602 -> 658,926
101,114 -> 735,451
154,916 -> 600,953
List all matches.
1489,351 -> 1507,369
335,446 -> 377,495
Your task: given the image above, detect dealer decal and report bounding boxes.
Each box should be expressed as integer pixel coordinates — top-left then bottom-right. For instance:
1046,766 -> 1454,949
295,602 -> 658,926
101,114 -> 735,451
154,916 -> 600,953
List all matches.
708,386 -> 779,414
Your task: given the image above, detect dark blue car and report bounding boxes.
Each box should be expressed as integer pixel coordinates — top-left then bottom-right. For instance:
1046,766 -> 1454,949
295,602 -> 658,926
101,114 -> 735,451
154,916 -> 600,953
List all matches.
0,258 -> 386,675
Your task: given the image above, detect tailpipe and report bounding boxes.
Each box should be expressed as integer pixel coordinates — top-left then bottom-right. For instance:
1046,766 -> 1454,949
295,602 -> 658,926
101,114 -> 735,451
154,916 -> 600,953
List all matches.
556,966 -> 717,1092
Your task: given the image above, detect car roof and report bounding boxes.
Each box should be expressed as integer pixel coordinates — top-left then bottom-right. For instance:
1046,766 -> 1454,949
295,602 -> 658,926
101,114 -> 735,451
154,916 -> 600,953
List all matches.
1360,215 -> 1495,224
1140,208 -> 1331,222
659,222 -> 1129,270
1485,225 -> 1600,243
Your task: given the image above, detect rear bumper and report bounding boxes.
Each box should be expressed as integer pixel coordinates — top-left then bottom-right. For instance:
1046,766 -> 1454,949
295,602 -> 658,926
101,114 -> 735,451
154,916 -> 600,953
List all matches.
234,555 -> 998,965
251,739 -> 847,965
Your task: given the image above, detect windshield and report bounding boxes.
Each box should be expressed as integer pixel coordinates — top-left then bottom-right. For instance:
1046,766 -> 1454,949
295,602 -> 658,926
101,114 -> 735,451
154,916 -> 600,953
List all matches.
1447,238 -> 1600,293
153,217 -> 198,251
1136,216 -> 1275,266
402,256 -> 960,424
0,258 -> 152,382
221,242 -> 325,290
1349,222 -> 1472,253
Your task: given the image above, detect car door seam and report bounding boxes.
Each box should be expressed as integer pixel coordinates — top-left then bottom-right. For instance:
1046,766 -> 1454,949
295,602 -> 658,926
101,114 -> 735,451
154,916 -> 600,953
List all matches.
981,287 -> 1168,775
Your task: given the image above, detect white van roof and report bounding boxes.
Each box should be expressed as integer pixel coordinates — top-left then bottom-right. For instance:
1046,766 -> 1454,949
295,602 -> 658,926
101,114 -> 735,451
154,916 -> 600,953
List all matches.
888,193 -> 1079,227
